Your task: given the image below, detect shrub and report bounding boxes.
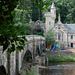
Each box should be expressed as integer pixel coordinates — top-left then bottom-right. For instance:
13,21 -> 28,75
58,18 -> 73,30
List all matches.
21,66 -> 40,75
46,56 -> 75,62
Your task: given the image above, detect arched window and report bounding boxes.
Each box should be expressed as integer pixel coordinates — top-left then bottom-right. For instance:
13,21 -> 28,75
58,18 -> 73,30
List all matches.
62,34 -> 63,41
71,35 -> 73,39
49,22 -> 51,27
58,33 -> 61,40
58,25 -> 60,29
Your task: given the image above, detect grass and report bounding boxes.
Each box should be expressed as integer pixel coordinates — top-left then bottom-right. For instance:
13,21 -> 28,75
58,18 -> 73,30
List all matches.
46,56 -> 75,62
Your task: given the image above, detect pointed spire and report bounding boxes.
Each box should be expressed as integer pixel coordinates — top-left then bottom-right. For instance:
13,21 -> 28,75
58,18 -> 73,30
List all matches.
51,2 -> 55,8
57,13 -> 62,24
58,14 -> 61,21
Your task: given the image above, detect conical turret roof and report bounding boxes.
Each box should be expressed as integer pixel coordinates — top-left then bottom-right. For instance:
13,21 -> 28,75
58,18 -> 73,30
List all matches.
51,2 -> 55,8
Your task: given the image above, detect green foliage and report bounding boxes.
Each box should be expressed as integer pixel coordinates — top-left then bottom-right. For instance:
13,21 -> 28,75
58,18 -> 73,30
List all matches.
1,0 -> 75,53
0,0 -> 44,53
17,0 -> 32,23
21,66 -> 39,75
33,28 -> 43,36
0,0 -> 27,53
34,31 -> 43,35
47,56 -> 75,62
31,0 -> 43,21
27,67 -> 37,75
42,0 -> 75,23
14,1 -> 32,35
46,28 -> 56,45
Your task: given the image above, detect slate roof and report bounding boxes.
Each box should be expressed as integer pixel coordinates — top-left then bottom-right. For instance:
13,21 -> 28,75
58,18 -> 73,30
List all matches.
64,24 -> 75,34
51,2 -> 55,8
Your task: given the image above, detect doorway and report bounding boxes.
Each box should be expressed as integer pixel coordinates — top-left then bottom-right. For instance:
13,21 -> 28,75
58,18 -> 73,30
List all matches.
71,43 -> 73,47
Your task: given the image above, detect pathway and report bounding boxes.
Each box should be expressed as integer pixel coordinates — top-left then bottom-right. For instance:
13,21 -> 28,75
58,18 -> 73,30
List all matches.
62,48 -> 75,52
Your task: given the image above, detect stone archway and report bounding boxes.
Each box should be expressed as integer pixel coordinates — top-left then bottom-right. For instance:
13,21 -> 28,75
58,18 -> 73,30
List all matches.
23,50 -> 32,63
31,20 -> 45,36
21,50 -> 33,75
33,28 -> 44,36
0,65 -> 7,75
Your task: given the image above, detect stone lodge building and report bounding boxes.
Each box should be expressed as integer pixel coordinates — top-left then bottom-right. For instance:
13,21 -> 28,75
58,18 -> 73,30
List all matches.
45,3 -> 75,49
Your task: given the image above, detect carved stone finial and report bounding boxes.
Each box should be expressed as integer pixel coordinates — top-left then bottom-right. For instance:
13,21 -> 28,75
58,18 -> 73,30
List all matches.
57,14 -> 62,24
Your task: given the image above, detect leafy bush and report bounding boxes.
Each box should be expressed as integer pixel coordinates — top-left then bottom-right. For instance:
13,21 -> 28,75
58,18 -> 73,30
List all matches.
45,28 -> 56,45
46,56 -> 75,62
21,66 -> 40,75
27,67 -> 37,75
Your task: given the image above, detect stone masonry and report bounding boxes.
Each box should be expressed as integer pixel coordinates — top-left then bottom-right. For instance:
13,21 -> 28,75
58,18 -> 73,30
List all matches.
0,35 -> 45,75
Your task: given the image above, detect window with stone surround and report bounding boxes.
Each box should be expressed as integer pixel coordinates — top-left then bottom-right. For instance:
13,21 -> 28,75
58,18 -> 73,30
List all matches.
49,22 -> 51,27
58,25 -> 60,29
62,34 -> 63,41
71,35 -> 73,39
58,33 -> 61,40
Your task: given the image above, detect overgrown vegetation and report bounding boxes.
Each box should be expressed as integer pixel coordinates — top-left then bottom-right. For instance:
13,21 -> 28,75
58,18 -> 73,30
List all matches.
28,0 -> 75,23
47,56 -> 75,62
35,0 -> 75,23
14,0 -> 32,35
46,28 -> 56,45
21,67 -> 40,75
44,0 -> 75,23
0,0 -> 43,53
1,0 -> 75,52
33,28 -> 44,36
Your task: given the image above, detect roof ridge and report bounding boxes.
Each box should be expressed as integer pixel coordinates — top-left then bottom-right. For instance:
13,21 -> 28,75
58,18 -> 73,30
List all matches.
64,24 -> 75,25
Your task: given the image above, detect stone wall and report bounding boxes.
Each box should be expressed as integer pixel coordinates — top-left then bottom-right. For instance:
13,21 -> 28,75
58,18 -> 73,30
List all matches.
1,50 -> 7,73
0,35 -> 45,75
46,51 -> 75,57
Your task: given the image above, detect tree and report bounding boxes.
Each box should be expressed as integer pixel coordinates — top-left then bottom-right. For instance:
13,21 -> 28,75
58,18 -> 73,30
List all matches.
14,7 -> 31,35
31,1 -> 43,21
0,0 -> 25,75
46,28 -> 56,48
42,0 -> 75,23
17,0 -> 32,23
0,0 -> 45,52
0,0 -> 27,53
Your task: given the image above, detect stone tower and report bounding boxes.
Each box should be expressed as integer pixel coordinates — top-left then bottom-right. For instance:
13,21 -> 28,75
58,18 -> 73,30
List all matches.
45,2 -> 56,32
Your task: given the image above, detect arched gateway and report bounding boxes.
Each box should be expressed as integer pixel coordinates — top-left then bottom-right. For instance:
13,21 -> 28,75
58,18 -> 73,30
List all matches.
23,50 -> 32,62
31,20 -> 46,36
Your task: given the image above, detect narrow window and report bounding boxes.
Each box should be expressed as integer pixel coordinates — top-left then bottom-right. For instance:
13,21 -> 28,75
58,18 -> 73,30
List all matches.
71,35 -> 73,39
58,25 -> 60,29
49,22 -> 51,27
62,34 -> 63,41
58,33 -> 61,40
